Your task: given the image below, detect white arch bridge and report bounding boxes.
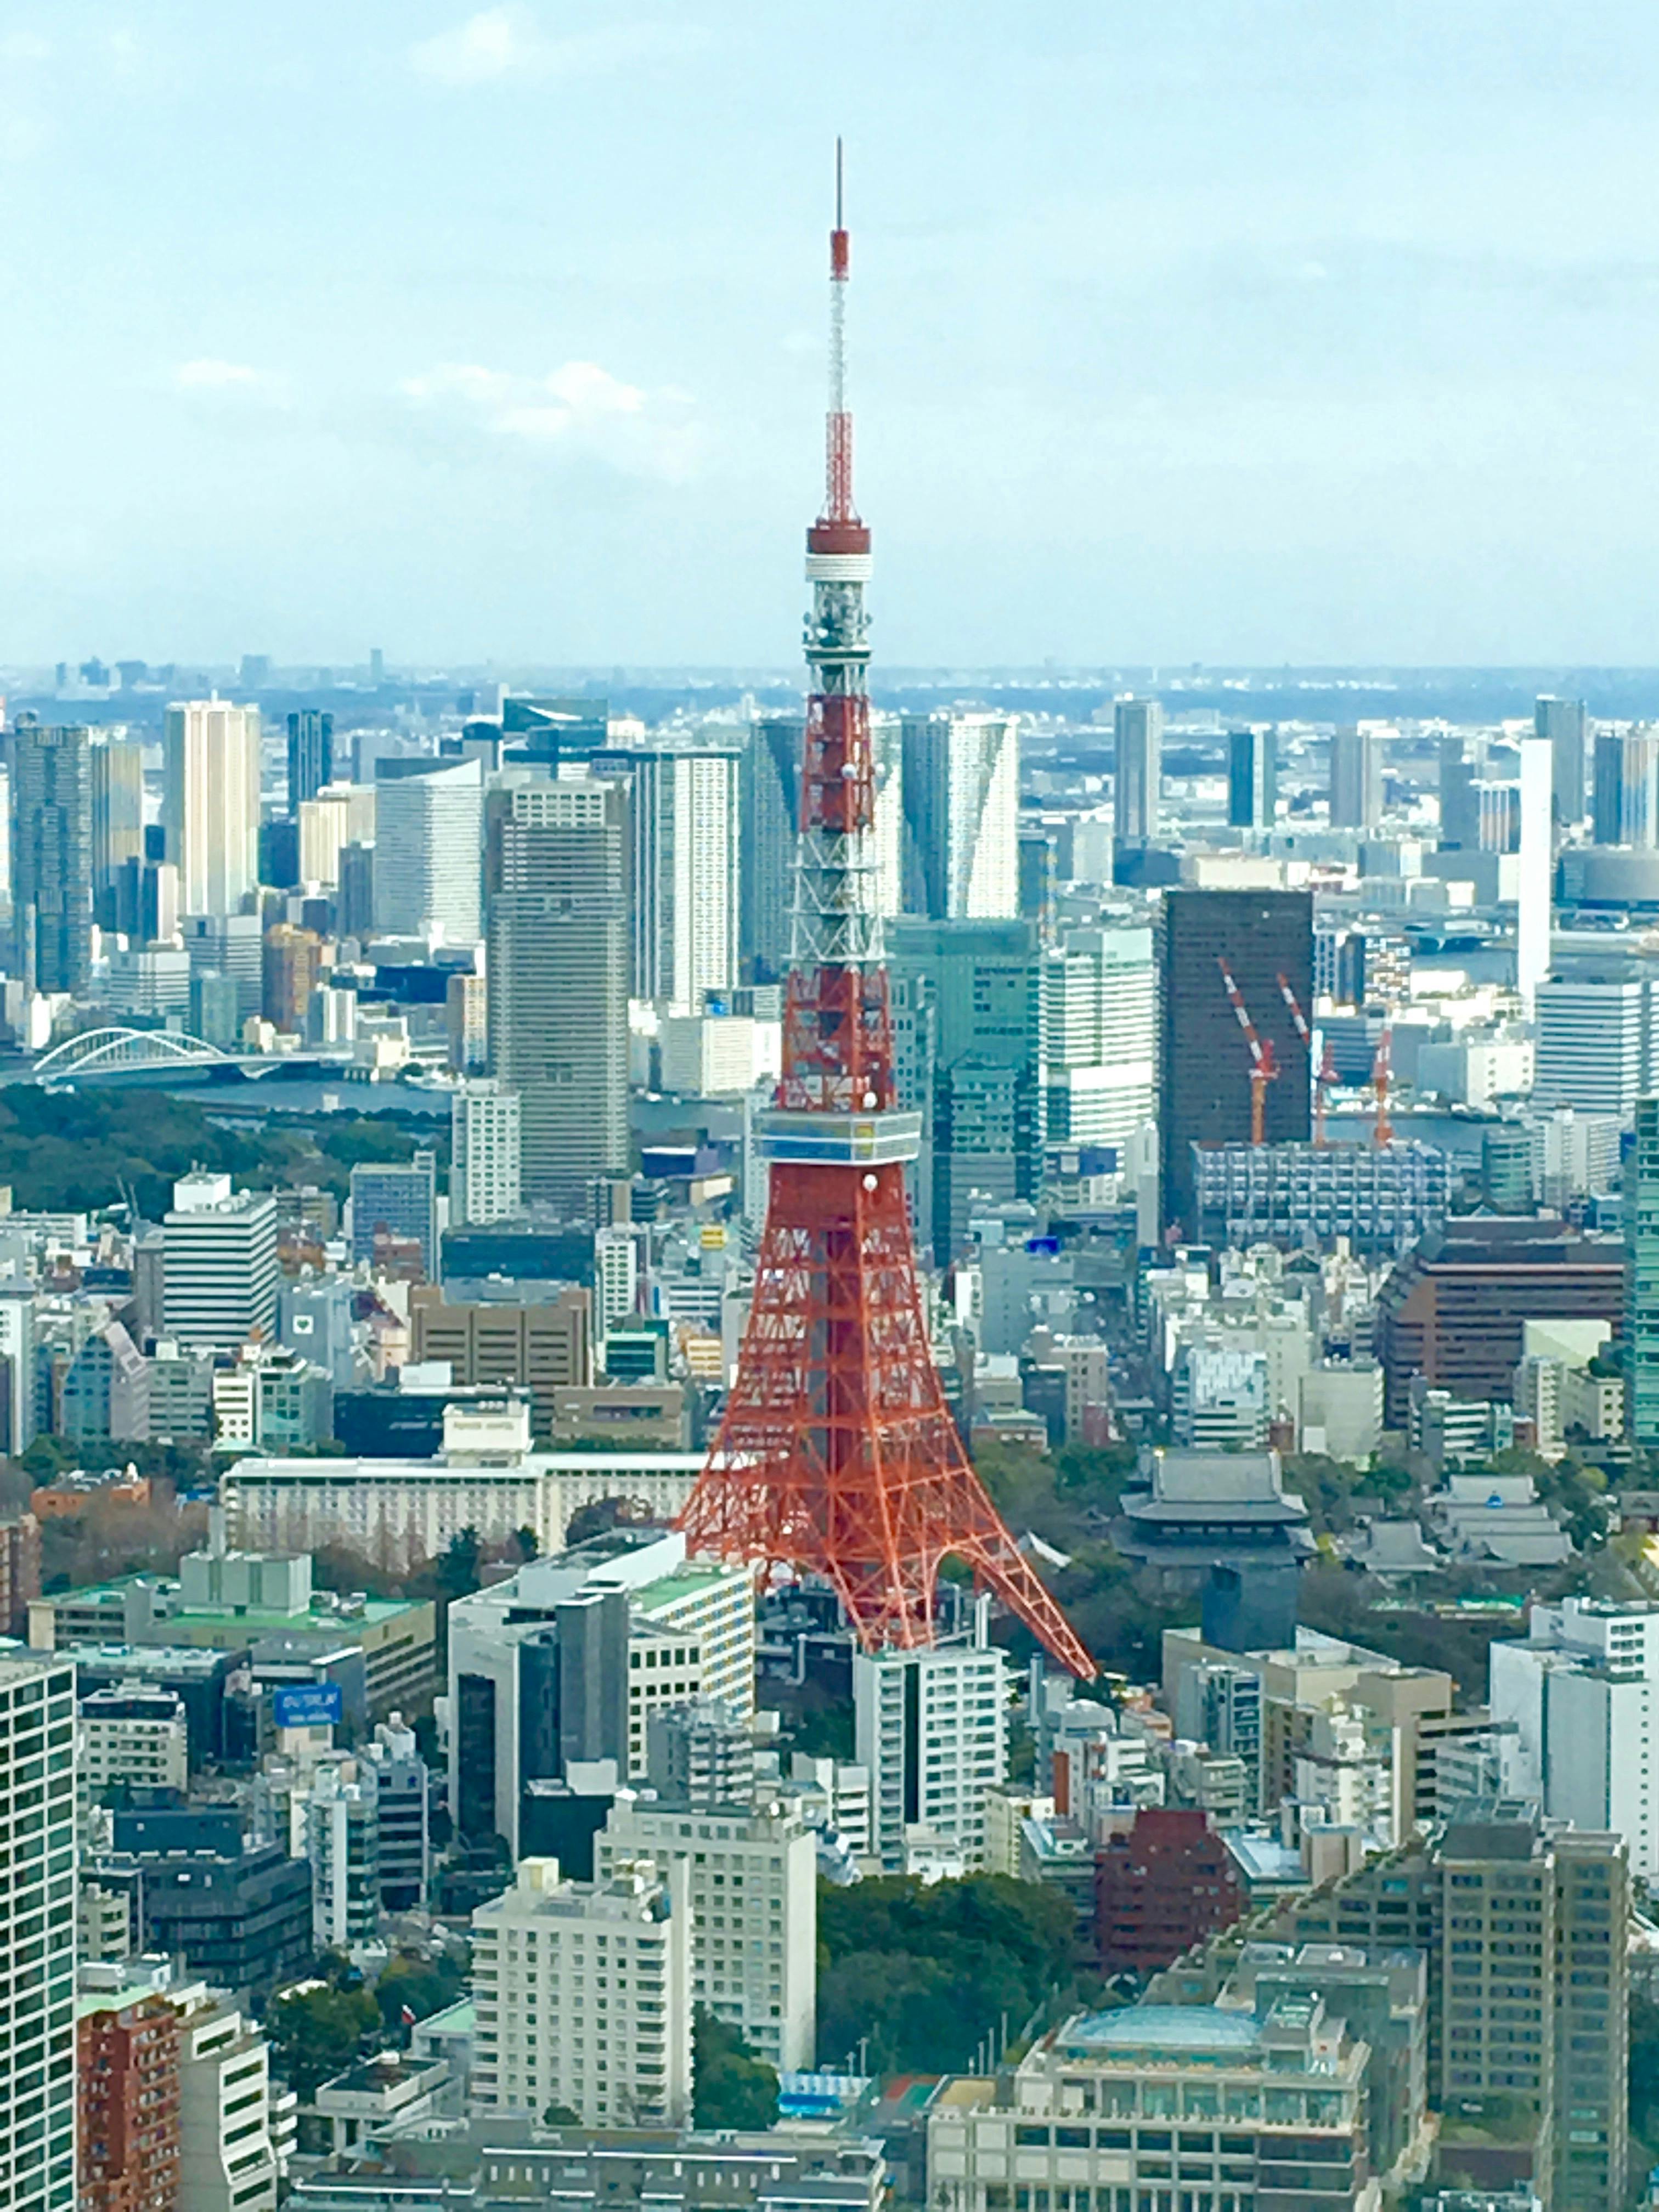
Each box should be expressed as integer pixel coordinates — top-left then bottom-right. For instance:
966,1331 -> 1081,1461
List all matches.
32,1028 -> 235,1081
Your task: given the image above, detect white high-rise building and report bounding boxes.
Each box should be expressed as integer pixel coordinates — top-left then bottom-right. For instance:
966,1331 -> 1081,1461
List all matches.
0,1650 -> 77,2212
77,1684 -> 190,1804
901,711 -> 1020,919
173,1979 -> 289,2212
471,1855 -> 692,2127
1041,924 -> 1156,1149
304,1758 -> 382,1951
0,1288 -> 36,1453
1532,972 -> 1657,1116
600,749 -> 741,1009
163,699 -> 260,918
594,1225 -> 643,1334
161,1172 -> 279,1349
297,783 -> 376,889
450,1081 -> 522,1227
1516,734 -> 1553,1013
374,757 -> 483,945
597,1795 -> 817,2070
1491,1597 -> 1659,1878
855,1634 -> 1008,1874
1529,1107 -> 1622,1206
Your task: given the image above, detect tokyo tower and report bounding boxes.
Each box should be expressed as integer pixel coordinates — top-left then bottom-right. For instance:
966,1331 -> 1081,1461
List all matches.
677,149 -> 1093,1677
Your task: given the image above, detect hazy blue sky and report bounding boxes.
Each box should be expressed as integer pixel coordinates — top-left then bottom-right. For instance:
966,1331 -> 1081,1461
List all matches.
4,1 -> 1658,667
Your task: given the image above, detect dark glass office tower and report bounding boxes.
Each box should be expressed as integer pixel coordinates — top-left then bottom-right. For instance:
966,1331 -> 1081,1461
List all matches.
486,777 -> 629,1215
12,716 -> 93,993
1536,693 -> 1588,828
1227,727 -> 1278,831
285,707 -> 334,808
1157,887 -> 1313,1237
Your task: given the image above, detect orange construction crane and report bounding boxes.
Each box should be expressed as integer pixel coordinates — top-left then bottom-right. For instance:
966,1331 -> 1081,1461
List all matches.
1217,956 -> 1279,1144
1370,1024 -> 1394,1147
1275,972 -> 1330,1146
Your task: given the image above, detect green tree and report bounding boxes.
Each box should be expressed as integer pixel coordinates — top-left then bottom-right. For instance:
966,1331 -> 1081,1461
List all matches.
265,1983 -> 380,2100
436,1526 -> 483,1602
375,1947 -> 468,2035
544,2102 -> 580,2126
816,1874 -> 1077,2075
693,2008 -> 780,2130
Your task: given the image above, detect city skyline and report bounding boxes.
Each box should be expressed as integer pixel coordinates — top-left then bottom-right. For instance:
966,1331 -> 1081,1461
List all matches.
7,2 -> 1659,667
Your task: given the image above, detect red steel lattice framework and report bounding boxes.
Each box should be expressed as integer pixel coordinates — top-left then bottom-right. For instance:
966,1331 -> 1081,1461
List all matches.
678,151 -> 1093,1676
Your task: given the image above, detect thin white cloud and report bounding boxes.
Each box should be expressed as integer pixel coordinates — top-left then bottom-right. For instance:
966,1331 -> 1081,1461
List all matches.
409,6 -> 705,88
0,31 -> 51,63
399,359 -> 702,481
172,359 -> 295,412
175,358 -> 263,390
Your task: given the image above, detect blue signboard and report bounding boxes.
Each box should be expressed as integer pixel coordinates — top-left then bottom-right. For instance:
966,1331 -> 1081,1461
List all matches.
273,1681 -> 343,1729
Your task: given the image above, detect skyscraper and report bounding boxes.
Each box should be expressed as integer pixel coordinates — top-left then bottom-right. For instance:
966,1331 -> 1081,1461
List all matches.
889,917 -> 1043,1263
1157,888 -> 1313,1237
261,923 -> 320,1034
90,732 -> 145,925
0,1649 -> 78,2212
1516,732 -> 1553,1010
11,716 -> 93,993
1226,726 -> 1277,831
285,708 -> 334,809
1438,732 -> 1485,848
1529,973 -> 1653,1114
486,776 -> 629,1214
1537,692 -> 1588,827
162,699 -> 260,918
1593,726 -> 1659,847
594,746 -> 741,1007
742,713 -> 803,982
1041,923 -> 1157,1149
450,1080 -> 522,1226
1329,724 -> 1383,830
1113,696 -> 1163,846
373,757 -> 483,945
161,1173 -> 279,1348
900,710 -> 1020,919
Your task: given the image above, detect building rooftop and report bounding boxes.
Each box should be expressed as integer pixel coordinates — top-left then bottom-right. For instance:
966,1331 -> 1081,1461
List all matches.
1123,1450 -> 1310,1527
42,1573 -> 427,1632
1058,2006 -> 1263,2056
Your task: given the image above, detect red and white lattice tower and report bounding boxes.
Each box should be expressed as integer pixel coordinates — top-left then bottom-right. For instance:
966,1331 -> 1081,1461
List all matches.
677,148 -> 1093,1676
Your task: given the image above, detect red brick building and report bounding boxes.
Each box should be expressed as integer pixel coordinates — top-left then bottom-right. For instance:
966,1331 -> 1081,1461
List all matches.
1374,1221 -> 1624,1427
1095,1807 -> 1244,1978
78,1989 -> 182,2212
0,1512 -> 41,1638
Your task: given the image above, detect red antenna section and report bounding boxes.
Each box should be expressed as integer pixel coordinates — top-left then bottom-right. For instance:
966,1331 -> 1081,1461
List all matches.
810,136 -> 869,559
678,149 -> 1092,1678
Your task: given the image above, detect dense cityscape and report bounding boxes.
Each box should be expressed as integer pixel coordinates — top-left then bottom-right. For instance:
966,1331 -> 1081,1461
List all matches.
13,19 -> 1659,2212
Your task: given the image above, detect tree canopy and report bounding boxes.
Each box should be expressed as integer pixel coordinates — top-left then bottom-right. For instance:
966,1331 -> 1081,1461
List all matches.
692,2009 -> 780,2130
266,1981 -> 381,2101
817,1874 -> 1078,2075
0,1085 -> 438,1219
